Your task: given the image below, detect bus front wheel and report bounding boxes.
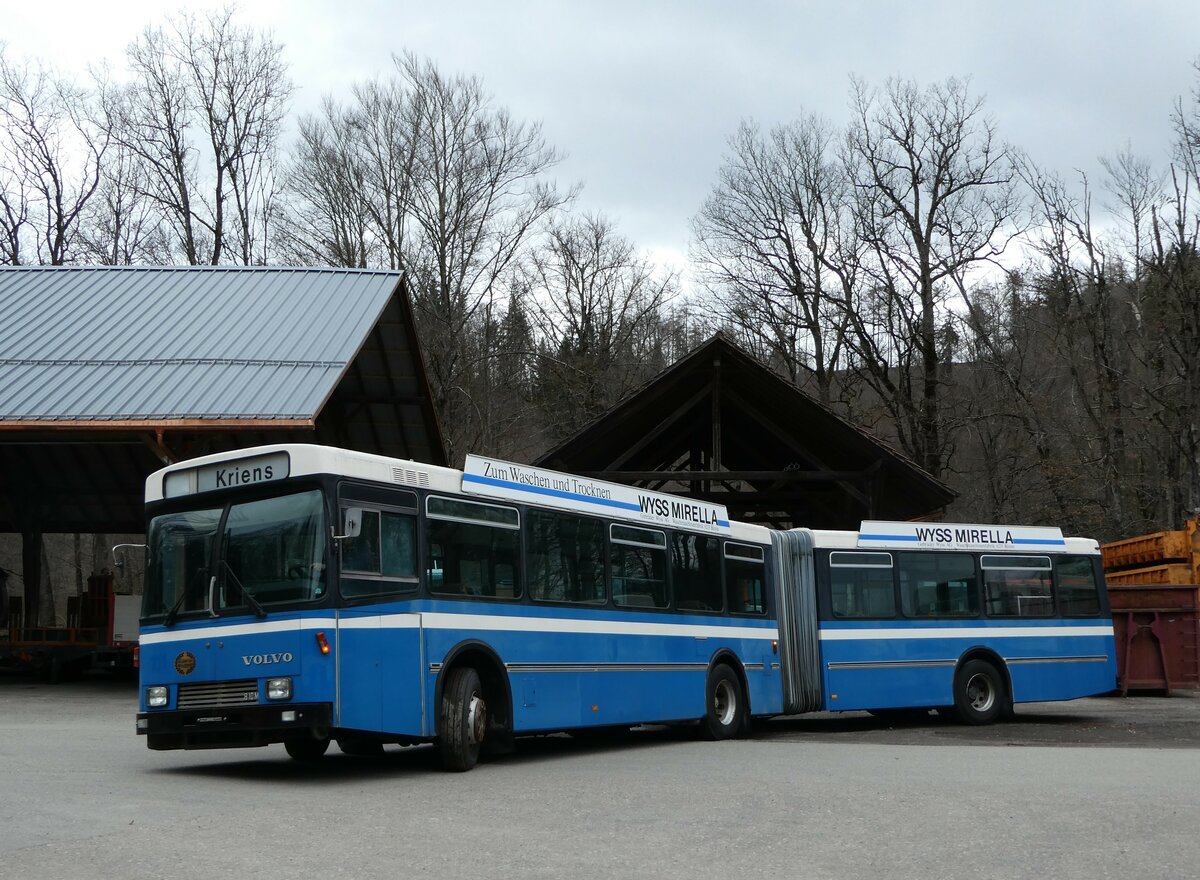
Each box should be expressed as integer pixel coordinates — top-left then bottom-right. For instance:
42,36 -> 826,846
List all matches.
439,666 -> 487,772
953,660 -> 1007,725
703,664 -> 745,740
284,734 -> 330,761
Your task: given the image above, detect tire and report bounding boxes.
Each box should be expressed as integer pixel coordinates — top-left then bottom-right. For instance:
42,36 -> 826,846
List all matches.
284,735 -> 330,761
337,737 -> 385,757
703,664 -> 745,740
954,659 -> 1007,725
439,666 -> 487,772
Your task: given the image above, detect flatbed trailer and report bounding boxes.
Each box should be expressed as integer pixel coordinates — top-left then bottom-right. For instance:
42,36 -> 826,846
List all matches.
2,578 -> 138,678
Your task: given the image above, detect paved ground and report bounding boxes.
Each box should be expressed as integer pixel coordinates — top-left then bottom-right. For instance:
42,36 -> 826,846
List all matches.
1,677 -> 1198,880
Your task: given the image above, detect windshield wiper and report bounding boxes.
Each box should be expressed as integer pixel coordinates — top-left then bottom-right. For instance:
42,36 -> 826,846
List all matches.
222,560 -> 267,619
164,569 -> 207,628
163,589 -> 188,628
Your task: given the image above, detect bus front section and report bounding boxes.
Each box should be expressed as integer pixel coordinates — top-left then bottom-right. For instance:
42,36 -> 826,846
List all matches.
137,460 -> 336,755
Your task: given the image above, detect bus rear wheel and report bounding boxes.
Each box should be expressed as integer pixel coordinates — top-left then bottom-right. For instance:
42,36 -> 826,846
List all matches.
954,660 -> 1007,725
439,666 -> 487,772
703,664 -> 745,740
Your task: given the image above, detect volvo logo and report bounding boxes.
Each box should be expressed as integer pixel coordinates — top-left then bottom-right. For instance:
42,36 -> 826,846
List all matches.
241,652 -> 293,666
174,651 -> 197,675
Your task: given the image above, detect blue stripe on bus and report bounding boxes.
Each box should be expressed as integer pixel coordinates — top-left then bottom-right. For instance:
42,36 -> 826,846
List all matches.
819,617 -> 1111,630
860,534 -> 1066,546
463,472 -> 641,512
464,473 -> 732,529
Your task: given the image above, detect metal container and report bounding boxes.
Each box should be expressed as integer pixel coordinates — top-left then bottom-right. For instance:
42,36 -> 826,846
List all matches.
1107,582 -> 1200,693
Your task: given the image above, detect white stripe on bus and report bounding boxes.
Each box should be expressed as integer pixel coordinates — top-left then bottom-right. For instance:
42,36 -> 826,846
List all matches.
141,613 -> 779,645
818,625 -> 1114,641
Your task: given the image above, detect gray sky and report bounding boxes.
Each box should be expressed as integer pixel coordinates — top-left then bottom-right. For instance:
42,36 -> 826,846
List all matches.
6,0 -> 1200,274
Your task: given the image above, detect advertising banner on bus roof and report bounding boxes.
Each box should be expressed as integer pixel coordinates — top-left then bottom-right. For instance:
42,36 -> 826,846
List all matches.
462,455 -> 731,532
858,521 -> 1066,552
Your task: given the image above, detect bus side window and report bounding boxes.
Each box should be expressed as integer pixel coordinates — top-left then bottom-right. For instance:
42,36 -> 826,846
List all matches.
829,551 -> 895,618
527,509 -> 606,604
671,533 -> 722,612
1056,556 -> 1102,616
425,497 -> 521,600
898,553 -> 978,617
610,524 -> 668,609
341,507 -> 418,598
725,542 -> 766,615
982,555 -> 1053,618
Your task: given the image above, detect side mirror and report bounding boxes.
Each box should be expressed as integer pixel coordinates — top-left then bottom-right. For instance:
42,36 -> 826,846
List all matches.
112,543 -> 147,568
332,507 -> 363,540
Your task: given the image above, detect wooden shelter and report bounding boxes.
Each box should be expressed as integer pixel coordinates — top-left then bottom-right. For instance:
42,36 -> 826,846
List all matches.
535,333 -> 954,529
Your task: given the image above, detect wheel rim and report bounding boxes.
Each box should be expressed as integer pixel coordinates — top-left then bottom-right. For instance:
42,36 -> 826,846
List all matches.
713,679 -> 737,726
965,672 -> 996,713
466,691 -> 487,746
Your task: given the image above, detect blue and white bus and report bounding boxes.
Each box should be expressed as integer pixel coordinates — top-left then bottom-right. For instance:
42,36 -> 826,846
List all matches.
136,445 -> 1116,770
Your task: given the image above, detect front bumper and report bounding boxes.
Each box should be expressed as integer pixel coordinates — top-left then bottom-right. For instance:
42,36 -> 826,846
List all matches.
137,702 -> 332,750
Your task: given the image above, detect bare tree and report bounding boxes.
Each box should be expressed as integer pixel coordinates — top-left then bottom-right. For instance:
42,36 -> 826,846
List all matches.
692,116 -> 857,405
110,7 -> 291,264
277,98 -> 373,267
0,46 -> 109,264
283,52 -> 571,462
75,135 -> 172,264
845,76 -> 1021,478
525,213 -> 675,438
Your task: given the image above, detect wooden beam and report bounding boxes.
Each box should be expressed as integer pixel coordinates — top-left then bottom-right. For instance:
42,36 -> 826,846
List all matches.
586,469 -> 881,483
604,385 -> 712,470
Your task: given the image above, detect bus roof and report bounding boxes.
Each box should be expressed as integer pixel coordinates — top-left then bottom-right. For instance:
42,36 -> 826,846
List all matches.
805,524 -> 1099,555
145,443 -> 772,544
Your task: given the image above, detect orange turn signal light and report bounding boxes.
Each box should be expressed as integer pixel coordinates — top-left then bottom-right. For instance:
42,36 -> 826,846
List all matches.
316,631 -> 331,655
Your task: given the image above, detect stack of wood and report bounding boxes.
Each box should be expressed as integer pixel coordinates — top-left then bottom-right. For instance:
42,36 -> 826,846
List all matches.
1102,522 -> 1200,585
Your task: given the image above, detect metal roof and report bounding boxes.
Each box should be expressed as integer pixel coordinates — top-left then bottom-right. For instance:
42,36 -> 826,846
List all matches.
0,265 -> 403,422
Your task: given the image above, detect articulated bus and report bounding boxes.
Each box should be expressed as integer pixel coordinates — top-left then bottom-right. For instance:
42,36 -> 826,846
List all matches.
136,445 -> 1116,770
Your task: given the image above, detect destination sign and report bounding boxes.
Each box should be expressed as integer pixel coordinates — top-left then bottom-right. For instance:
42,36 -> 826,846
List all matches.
164,452 -> 290,498
858,520 -> 1066,552
462,455 -> 731,532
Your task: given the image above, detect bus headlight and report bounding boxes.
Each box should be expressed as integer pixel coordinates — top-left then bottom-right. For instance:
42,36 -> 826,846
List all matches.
146,686 -> 168,708
266,677 -> 292,701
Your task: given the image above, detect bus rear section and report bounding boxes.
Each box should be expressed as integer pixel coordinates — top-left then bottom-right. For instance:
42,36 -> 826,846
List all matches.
786,521 -> 1117,722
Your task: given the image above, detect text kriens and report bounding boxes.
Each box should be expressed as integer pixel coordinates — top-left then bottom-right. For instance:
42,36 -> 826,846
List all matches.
215,463 -> 275,488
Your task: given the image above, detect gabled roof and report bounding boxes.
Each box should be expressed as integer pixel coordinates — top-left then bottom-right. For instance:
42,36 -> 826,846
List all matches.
0,265 -> 404,423
0,265 -> 445,534
536,332 -> 954,528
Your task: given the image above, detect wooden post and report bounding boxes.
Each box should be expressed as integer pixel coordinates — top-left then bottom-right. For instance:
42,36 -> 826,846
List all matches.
21,528 -> 41,629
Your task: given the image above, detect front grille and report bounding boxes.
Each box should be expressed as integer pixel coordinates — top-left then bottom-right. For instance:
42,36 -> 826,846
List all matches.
177,679 -> 259,709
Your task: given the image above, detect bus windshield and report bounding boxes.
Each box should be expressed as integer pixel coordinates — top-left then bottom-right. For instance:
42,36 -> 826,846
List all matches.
143,489 -> 328,620
143,508 -> 222,619
219,490 -> 328,611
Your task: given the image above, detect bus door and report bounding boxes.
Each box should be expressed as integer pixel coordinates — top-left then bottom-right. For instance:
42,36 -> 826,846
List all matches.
334,608 -> 424,736
334,497 -> 426,737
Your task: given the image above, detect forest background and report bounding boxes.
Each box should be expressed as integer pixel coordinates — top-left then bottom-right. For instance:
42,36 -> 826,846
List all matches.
5,5 -> 1200,557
